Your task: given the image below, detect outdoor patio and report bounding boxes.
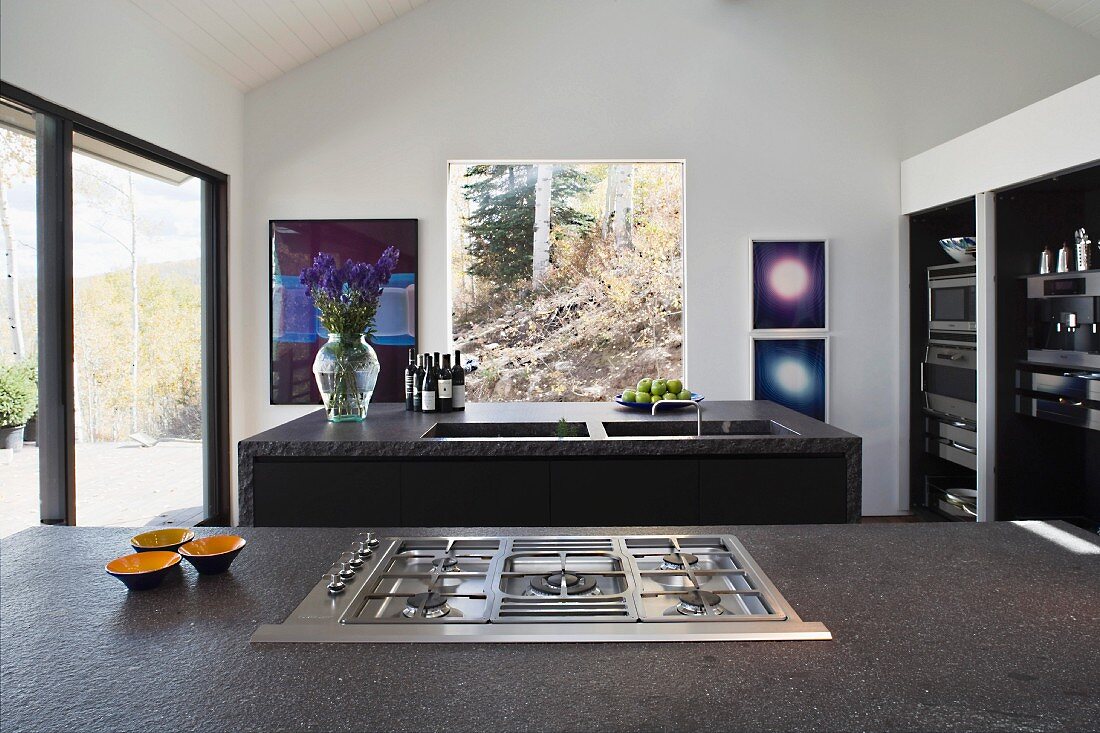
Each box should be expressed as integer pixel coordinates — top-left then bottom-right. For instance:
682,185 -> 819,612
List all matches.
0,441 -> 203,539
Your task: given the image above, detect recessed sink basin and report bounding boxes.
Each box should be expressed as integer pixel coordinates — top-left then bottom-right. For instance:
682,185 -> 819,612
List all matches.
601,420 -> 796,438
422,422 -> 590,439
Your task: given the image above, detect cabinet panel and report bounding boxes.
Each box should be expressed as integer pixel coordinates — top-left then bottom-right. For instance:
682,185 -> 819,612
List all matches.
253,460 -> 401,527
400,461 -> 550,526
549,460 -> 700,526
699,456 -> 847,524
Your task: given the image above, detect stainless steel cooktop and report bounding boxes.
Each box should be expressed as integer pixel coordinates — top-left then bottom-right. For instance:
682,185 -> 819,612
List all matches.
251,534 -> 831,643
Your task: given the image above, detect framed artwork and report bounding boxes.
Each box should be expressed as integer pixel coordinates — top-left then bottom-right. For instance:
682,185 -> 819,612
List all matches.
751,336 -> 829,422
751,239 -> 827,331
270,219 -> 418,405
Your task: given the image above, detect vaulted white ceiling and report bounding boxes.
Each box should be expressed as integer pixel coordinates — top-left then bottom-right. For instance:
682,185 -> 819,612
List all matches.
1020,0 -> 1100,40
126,0 -> 429,91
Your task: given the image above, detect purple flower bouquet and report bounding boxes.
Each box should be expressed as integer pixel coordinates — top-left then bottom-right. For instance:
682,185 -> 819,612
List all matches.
300,247 -> 400,421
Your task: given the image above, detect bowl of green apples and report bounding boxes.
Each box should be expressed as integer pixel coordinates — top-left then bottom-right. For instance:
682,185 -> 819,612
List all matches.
614,378 -> 702,410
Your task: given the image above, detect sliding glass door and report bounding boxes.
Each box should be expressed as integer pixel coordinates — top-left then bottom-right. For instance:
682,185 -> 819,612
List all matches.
0,85 -> 228,534
0,100 -> 40,539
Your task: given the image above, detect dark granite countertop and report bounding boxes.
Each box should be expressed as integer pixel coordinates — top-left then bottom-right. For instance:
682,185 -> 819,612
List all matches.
3,522 -> 1098,732
238,401 -> 862,524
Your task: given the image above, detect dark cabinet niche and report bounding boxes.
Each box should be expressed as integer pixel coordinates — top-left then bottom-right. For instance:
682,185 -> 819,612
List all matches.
549,459 -> 700,526
253,460 -> 402,527
250,455 -> 852,527
401,460 -> 550,527
700,457 -> 848,524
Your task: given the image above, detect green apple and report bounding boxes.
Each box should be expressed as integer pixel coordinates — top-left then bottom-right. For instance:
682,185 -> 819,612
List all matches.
636,378 -> 652,394
651,379 -> 668,397
660,392 -> 675,400
677,389 -> 692,400
622,389 -> 637,403
634,392 -> 652,404
667,379 -> 683,395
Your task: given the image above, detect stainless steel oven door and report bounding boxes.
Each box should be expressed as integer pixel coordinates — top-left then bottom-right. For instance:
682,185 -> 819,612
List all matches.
929,276 -> 977,332
922,344 -> 977,421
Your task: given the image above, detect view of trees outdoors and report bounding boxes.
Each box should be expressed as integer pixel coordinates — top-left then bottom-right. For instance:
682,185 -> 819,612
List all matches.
0,120 -> 203,535
449,162 -> 684,401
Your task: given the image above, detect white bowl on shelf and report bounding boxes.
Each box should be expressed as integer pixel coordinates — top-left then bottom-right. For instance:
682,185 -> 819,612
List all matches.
939,237 -> 976,263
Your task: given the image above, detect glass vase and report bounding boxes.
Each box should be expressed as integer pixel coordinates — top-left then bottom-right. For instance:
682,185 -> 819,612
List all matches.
313,332 -> 379,422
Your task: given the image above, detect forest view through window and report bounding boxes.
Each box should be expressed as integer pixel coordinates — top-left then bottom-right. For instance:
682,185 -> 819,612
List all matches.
448,162 -> 684,402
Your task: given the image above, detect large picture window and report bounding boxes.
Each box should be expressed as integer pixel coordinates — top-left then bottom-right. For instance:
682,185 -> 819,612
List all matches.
448,161 -> 684,402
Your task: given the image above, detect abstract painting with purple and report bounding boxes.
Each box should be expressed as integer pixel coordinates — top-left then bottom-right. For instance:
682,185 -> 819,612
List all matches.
752,240 -> 827,330
270,219 -> 418,404
753,337 -> 828,422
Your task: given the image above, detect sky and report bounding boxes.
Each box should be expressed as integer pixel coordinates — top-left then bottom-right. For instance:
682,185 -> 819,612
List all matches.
3,142 -> 201,281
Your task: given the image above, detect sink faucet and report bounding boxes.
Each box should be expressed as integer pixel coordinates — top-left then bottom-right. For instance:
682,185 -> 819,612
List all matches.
652,400 -> 702,436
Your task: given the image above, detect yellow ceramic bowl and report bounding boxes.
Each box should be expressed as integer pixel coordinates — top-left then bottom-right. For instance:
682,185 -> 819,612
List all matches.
178,535 -> 246,575
130,528 -> 195,553
105,550 -> 181,591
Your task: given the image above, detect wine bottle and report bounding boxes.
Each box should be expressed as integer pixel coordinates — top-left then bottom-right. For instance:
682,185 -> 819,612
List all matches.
412,354 -> 424,412
438,354 -> 453,413
404,349 -> 416,411
422,354 -> 438,413
451,349 -> 465,411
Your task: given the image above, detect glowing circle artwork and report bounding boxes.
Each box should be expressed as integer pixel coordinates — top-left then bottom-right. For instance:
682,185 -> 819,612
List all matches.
753,338 -> 827,422
752,240 -> 827,330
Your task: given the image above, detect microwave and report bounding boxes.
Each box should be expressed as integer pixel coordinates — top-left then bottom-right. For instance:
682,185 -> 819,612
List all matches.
928,263 -> 976,333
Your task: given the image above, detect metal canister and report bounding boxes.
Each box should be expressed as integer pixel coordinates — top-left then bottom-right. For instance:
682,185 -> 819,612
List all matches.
1056,243 -> 1072,273
1040,246 -> 1053,274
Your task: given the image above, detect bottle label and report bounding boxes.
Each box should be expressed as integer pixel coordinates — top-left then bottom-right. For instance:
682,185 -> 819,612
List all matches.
422,391 -> 437,411
439,379 -> 452,399
452,384 -> 465,409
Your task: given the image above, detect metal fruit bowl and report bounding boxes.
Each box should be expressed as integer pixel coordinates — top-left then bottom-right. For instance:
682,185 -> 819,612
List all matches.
613,392 -> 704,411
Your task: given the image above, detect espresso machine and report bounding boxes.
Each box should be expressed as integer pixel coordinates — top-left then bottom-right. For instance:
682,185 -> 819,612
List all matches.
1016,270 -> 1100,431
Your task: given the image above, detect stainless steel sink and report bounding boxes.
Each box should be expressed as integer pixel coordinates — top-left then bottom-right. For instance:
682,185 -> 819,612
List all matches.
601,420 -> 796,438
422,422 -> 590,439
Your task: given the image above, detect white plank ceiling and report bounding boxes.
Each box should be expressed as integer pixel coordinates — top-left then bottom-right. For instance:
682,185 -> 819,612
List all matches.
1021,0 -> 1100,40
126,0 -> 430,91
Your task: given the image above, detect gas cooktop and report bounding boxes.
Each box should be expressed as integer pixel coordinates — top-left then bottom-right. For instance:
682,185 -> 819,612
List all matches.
251,534 -> 831,643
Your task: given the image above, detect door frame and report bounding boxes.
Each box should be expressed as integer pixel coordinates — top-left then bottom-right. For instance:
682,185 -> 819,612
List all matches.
0,81 -> 231,525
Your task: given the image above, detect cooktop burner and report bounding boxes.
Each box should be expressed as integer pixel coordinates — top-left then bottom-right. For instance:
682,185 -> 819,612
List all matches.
674,590 -> 725,616
658,552 -> 699,570
403,592 -> 451,619
526,572 -> 601,597
252,535 -> 832,644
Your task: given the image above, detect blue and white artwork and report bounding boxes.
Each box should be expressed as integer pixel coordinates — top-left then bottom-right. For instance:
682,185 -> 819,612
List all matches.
752,240 -> 827,330
753,337 -> 828,422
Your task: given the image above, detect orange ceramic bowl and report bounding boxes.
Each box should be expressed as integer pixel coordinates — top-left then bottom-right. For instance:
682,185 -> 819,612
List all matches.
178,535 -> 246,575
130,528 -> 195,553
105,550 -> 181,591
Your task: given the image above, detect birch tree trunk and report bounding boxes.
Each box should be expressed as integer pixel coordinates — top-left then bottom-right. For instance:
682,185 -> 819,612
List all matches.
604,164 -> 634,250
0,183 -> 25,359
127,173 -> 139,436
532,164 -> 553,282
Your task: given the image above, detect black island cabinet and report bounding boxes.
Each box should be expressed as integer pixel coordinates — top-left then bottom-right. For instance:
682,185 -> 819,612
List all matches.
241,402 -> 860,527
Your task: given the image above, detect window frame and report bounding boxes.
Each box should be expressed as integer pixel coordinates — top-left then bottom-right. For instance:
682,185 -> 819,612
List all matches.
0,81 -> 231,526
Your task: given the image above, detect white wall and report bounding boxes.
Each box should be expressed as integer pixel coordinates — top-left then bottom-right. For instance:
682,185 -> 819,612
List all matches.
901,74 -> 1100,214
240,0 -> 1100,517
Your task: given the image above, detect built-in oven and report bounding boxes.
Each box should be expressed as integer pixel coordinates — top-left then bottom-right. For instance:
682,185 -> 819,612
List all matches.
922,342 -> 977,423
928,263 -> 977,336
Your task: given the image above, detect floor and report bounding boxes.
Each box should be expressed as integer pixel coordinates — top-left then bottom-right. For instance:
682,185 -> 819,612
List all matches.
0,441 -> 203,539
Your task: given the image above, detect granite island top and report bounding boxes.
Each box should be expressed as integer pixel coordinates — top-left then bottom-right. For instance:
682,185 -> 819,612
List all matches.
2,522 -> 1098,732
238,401 -> 862,524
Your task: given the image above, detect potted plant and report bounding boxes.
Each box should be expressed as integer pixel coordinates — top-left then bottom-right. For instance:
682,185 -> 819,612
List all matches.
0,360 -> 39,452
300,247 -> 400,422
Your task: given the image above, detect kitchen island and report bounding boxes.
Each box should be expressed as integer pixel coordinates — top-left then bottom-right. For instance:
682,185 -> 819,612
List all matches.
1,522 -> 1098,732
239,401 -> 861,526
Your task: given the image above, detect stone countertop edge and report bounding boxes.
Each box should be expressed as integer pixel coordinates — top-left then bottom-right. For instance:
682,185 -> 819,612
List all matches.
237,401 -> 862,525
